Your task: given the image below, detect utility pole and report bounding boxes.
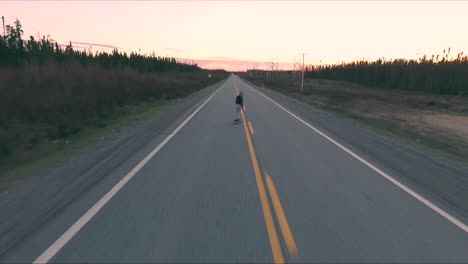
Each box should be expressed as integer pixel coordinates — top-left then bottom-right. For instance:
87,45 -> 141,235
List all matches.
293,56 -> 296,80
271,58 -> 274,80
300,53 -> 306,92
266,57 -> 279,82
266,62 -> 269,81
293,56 -> 302,82
269,58 -> 276,80
292,56 -> 296,80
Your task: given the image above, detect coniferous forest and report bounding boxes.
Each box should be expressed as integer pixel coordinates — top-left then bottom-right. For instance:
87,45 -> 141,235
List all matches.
0,17 -> 226,159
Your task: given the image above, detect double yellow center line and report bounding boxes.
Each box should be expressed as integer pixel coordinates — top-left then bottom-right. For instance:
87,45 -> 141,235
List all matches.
265,172 -> 298,257
240,108 -> 285,263
234,77 -> 297,263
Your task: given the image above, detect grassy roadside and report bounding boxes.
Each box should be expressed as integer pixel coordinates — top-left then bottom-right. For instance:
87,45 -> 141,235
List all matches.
328,107 -> 467,163
0,63 -> 227,190
0,99 -> 177,190
243,77 -> 468,164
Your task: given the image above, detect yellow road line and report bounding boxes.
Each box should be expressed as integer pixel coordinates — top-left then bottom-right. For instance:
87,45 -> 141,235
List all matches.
240,109 -> 284,264
248,121 -> 255,134
265,173 -> 298,256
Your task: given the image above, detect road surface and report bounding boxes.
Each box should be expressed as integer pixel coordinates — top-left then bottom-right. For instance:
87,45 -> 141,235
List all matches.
2,75 -> 468,263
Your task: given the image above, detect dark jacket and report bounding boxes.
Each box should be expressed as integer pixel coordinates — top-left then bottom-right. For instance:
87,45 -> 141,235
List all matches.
235,95 -> 243,106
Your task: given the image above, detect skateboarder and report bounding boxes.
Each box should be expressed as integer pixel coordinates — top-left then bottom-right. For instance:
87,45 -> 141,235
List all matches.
234,91 -> 244,123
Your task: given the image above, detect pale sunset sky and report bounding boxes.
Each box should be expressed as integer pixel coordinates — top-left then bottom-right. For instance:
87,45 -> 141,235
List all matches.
2,1 -> 467,71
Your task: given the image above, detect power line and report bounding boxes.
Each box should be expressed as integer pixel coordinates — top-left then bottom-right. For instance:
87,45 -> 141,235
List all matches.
266,57 -> 279,81
293,56 -> 301,81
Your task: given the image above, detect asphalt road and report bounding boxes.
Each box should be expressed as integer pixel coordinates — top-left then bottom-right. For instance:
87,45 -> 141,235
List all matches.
3,75 -> 468,263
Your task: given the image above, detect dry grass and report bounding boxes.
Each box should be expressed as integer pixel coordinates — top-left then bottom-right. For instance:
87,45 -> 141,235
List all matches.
247,75 -> 468,161
0,63 -> 227,163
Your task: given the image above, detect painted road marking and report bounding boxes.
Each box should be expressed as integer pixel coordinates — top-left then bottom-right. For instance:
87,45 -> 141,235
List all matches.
33,78 -> 230,264
248,121 -> 255,135
235,78 -> 284,263
240,110 -> 284,264
238,77 -> 468,233
265,172 -> 298,257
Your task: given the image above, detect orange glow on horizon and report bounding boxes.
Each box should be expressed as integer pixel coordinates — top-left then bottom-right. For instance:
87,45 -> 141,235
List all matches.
2,1 -> 468,71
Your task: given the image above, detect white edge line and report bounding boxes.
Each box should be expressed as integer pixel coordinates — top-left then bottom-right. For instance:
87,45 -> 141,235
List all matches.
33,79 -> 229,264
237,77 -> 468,233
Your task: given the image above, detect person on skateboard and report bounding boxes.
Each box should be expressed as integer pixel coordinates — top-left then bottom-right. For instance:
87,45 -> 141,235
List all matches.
234,91 -> 244,124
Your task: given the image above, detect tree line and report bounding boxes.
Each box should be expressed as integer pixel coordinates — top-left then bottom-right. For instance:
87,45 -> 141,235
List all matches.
0,17 -> 227,160
0,17 -> 200,72
305,50 -> 468,95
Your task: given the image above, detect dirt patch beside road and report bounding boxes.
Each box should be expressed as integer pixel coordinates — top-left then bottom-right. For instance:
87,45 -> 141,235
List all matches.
420,113 -> 468,138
